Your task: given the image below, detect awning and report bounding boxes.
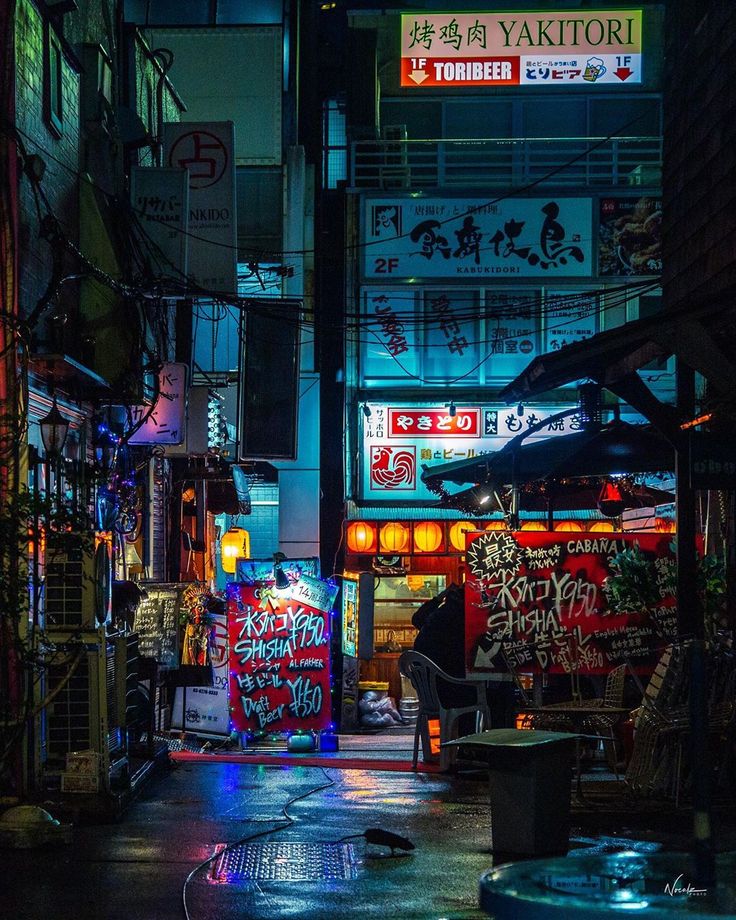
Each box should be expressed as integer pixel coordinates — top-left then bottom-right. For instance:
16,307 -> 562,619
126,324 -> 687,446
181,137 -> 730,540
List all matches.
498,296 -> 736,415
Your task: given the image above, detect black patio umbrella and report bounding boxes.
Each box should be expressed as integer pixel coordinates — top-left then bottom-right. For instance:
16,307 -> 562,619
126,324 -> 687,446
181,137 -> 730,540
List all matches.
421,419 -> 675,492
438,478 -> 674,519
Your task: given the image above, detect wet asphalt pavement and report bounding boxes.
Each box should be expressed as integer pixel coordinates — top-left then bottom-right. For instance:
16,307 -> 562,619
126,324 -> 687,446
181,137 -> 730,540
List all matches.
1,760 -> 495,920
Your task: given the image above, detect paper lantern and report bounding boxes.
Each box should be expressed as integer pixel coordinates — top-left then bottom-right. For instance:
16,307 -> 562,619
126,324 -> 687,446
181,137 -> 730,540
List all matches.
448,521 -> 475,552
554,520 -> 583,532
221,527 -> 250,574
414,520 -> 443,553
485,520 -> 508,531
379,522 -> 409,553
520,521 -> 546,531
590,521 -> 615,532
346,521 -> 376,554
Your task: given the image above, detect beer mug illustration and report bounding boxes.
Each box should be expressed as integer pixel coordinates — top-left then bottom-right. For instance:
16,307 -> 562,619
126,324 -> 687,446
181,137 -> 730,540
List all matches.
583,57 -> 606,82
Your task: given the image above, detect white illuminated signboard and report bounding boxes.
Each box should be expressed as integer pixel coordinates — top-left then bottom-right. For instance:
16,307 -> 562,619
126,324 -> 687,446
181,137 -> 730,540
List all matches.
360,403 -> 577,502
400,11 -> 643,87
363,197 -> 593,280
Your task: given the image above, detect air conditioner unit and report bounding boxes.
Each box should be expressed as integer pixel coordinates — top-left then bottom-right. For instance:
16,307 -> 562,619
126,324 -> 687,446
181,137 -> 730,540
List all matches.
44,628 -> 128,791
380,124 -> 409,188
45,539 -> 112,630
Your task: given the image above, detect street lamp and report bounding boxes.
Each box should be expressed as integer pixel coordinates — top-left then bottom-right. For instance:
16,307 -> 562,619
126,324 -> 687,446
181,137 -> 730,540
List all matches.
39,398 -> 70,457
94,425 -> 119,480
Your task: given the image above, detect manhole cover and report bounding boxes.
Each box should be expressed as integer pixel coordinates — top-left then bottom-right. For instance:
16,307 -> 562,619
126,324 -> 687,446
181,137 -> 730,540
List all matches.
211,842 -> 358,882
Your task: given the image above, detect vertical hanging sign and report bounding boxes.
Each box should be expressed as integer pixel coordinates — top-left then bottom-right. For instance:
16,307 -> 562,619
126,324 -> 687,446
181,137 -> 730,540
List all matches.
163,121 -> 237,295
227,575 -> 337,732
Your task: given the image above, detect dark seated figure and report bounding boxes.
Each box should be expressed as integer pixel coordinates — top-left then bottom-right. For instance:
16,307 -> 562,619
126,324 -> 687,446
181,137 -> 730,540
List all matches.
413,584 -> 516,728
413,584 -> 478,710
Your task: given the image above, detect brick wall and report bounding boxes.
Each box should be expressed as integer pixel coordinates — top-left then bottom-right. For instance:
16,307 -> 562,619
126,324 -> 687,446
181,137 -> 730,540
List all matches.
663,1 -> 736,310
15,0 -> 80,327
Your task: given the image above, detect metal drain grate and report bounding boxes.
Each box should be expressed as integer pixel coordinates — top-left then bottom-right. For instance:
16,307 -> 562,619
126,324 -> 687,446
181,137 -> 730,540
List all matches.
211,842 -> 358,883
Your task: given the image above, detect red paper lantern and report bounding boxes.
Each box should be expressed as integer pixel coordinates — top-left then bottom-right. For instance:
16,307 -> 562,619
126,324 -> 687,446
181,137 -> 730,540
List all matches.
414,520 -> 443,553
346,521 -> 376,553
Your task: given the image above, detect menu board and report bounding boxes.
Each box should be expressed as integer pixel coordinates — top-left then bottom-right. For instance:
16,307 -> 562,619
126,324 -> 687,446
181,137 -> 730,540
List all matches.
227,575 -> 337,732
465,532 -> 678,676
133,583 -> 182,668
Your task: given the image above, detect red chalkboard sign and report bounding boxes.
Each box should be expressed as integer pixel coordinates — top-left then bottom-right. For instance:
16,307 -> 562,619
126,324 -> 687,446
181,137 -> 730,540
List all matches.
464,531 -> 679,676
227,576 -> 335,732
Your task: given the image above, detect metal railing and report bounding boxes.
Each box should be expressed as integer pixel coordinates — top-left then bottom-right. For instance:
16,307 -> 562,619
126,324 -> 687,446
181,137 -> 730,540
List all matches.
350,136 -> 662,190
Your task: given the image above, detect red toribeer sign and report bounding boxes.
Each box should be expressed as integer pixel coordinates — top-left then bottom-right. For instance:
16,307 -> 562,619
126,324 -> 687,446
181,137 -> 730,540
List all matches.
464,531 -> 678,676
227,576 -> 335,732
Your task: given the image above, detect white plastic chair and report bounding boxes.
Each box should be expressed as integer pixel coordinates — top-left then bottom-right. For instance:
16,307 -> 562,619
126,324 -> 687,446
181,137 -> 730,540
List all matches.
399,650 -> 491,771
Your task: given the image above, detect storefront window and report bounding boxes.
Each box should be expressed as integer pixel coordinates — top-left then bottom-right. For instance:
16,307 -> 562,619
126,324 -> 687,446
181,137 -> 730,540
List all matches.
373,574 -> 446,652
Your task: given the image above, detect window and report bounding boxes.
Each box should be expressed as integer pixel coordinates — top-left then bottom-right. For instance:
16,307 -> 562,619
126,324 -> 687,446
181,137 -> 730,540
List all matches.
444,100 -> 512,138
44,25 -> 63,135
323,97 -> 347,189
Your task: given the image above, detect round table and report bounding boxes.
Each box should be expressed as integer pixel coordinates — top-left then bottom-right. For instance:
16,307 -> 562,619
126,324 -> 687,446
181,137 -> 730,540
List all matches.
480,852 -> 736,919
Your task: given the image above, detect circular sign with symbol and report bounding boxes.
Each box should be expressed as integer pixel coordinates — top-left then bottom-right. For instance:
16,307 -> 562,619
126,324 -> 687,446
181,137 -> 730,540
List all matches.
466,531 -> 522,580
519,339 -> 534,354
168,130 -> 229,190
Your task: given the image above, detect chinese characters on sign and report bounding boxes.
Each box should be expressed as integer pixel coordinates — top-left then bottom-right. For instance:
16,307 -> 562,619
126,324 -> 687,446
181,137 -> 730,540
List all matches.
227,576 -> 336,732
130,167 -> 189,280
361,403 -> 577,501
128,363 -> 187,445
465,531 -> 678,676
365,199 -> 591,279
163,121 -> 237,294
400,12 -> 643,87
543,291 -> 598,352
389,408 -> 480,437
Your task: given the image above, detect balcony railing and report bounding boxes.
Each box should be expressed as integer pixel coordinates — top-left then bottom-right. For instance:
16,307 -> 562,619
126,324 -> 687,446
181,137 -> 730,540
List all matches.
350,136 -> 662,191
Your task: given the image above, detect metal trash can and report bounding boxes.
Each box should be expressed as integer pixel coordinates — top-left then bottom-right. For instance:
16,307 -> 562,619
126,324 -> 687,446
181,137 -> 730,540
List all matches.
448,729 -> 577,857
399,674 -> 419,724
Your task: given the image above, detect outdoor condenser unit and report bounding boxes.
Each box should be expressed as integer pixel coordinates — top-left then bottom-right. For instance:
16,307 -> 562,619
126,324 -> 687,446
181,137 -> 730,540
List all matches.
43,539 -> 123,790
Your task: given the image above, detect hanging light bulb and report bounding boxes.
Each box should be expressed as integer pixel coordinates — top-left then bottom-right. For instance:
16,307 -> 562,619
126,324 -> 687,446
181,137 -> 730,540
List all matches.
597,480 -> 625,517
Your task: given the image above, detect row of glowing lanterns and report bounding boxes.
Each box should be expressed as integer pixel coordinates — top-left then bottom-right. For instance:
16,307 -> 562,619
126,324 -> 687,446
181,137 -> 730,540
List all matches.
346,517 -> 676,555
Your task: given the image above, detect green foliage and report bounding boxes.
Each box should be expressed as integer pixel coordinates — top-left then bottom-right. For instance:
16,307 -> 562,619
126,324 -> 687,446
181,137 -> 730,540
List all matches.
603,542 -> 727,634
603,544 -> 662,613
0,487 -> 94,620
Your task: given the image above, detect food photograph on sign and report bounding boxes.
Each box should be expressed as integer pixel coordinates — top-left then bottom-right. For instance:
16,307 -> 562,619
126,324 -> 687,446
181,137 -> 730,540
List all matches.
464,530 -> 679,677
400,11 -> 643,87
599,197 -> 662,276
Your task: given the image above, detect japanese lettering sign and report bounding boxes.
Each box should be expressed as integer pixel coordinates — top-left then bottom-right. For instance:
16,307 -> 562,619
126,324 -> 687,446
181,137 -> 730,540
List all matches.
361,403 -> 576,502
163,121 -> 237,295
543,291 -> 598,352
133,583 -> 182,669
364,198 -> 592,280
401,11 -> 642,87
128,363 -> 187,445
227,575 -> 337,732
130,167 -> 189,280
464,531 -> 677,677
361,289 -> 540,386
